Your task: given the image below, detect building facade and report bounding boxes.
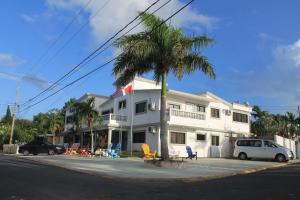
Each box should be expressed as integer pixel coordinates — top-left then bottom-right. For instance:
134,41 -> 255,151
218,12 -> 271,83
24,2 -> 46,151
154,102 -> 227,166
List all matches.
62,77 -> 252,158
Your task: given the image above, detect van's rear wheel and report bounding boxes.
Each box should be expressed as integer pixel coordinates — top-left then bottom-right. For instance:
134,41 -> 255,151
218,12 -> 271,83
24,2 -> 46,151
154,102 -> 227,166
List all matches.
276,154 -> 286,162
238,152 -> 247,160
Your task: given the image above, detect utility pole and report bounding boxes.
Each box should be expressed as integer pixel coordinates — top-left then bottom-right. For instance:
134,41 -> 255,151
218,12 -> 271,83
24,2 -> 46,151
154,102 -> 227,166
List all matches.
9,86 -> 20,145
296,106 -> 300,139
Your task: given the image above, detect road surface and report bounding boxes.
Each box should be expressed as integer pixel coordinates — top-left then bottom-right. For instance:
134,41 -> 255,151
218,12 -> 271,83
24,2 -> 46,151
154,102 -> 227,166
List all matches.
0,155 -> 299,200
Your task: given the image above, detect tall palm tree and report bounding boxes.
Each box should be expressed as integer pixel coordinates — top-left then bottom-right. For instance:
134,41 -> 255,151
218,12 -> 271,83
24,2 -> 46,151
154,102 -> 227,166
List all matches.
47,110 -> 64,144
113,12 -> 215,160
72,101 -> 86,147
81,98 -> 102,153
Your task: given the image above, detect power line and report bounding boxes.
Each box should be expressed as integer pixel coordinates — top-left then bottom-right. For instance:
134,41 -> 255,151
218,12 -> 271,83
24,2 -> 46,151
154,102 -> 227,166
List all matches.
21,0 -> 162,108
36,0 -> 111,74
22,0 -> 172,118
27,0 -> 94,74
19,0 -> 194,113
50,0 -> 173,96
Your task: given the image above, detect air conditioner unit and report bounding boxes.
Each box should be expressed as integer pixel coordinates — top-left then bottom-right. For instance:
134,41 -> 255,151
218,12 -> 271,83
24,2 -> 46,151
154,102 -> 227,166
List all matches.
148,102 -> 156,111
148,126 -> 157,134
225,110 -> 231,116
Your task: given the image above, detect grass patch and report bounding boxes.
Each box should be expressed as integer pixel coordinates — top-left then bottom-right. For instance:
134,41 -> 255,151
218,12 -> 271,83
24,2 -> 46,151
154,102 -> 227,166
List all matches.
120,151 -> 144,158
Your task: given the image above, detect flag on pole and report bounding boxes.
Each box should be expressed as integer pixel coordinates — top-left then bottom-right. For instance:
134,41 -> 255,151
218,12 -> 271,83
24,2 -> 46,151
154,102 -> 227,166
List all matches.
111,83 -> 133,97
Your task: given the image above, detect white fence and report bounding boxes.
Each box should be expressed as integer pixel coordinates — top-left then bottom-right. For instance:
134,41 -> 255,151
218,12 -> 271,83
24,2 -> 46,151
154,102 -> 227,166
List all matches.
274,135 -> 299,159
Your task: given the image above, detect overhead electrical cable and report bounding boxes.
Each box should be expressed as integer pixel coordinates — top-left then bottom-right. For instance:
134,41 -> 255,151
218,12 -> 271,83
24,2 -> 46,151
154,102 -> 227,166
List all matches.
21,0 -> 161,107
19,0 -> 194,113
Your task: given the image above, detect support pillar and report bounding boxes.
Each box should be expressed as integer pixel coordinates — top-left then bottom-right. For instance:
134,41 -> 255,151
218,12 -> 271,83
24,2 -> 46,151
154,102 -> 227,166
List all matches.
107,128 -> 112,148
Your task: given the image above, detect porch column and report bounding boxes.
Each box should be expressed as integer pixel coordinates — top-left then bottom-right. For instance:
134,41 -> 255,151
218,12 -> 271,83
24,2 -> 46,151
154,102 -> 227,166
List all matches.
119,130 -> 122,149
157,127 -> 161,156
107,128 -> 112,148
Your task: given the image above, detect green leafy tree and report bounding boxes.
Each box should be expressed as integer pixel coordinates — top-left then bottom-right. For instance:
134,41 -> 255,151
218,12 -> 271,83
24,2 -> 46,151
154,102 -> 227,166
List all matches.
1,105 -> 12,124
113,12 -> 215,159
0,123 -> 10,145
72,101 -> 87,147
81,97 -> 102,153
46,109 -> 64,143
14,119 -> 37,143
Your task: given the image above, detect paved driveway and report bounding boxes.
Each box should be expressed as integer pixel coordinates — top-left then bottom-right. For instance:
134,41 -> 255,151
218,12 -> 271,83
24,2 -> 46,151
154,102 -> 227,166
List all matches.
19,155 -> 296,179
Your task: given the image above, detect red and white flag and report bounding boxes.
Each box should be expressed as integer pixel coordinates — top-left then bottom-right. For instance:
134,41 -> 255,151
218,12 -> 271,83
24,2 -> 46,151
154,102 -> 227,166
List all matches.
111,83 -> 133,98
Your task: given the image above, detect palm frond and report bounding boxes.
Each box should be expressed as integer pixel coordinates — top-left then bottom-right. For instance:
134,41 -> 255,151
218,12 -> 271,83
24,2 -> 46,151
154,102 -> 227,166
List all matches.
182,53 -> 216,79
181,35 -> 214,53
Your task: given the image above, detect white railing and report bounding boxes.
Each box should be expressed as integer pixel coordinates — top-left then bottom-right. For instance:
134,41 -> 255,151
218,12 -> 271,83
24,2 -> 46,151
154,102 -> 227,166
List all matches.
170,109 -> 205,120
102,114 -> 127,122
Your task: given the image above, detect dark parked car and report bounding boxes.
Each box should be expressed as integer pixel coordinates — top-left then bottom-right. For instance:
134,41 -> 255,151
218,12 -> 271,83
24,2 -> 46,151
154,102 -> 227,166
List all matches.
19,140 -> 65,156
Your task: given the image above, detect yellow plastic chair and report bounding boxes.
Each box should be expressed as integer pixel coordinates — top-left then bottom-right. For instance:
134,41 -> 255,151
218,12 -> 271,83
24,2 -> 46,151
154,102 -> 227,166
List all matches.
141,144 -> 156,159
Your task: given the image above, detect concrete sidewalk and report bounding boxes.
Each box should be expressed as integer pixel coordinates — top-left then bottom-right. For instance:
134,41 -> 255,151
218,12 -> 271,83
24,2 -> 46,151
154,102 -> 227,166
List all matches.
17,155 -> 300,180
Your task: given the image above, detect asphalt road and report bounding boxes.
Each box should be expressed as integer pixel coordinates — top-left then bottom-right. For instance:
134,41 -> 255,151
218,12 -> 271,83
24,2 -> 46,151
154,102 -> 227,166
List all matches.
0,155 -> 299,200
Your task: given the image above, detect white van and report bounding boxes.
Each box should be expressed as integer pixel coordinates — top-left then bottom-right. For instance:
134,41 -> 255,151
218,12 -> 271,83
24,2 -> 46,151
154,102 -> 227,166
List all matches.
233,139 -> 294,162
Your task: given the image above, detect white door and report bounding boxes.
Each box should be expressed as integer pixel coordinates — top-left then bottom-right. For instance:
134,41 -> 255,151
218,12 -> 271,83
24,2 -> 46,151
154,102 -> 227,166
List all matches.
261,140 -> 277,159
249,140 -> 264,158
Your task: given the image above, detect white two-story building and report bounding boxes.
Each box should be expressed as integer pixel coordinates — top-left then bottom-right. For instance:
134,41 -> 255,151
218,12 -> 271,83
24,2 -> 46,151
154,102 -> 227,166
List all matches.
62,77 -> 252,158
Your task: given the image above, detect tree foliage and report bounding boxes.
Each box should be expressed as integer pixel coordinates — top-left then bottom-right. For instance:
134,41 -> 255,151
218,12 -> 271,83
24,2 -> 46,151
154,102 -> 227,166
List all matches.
251,106 -> 299,138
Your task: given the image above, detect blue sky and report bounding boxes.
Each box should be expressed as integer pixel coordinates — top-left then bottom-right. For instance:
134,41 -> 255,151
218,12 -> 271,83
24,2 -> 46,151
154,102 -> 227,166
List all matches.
0,0 -> 300,119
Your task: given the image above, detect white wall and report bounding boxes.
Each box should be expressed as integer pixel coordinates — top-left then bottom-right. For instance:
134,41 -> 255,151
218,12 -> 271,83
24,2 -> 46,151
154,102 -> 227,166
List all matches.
274,135 -> 297,157
167,95 -> 251,135
168,127 -> 231,158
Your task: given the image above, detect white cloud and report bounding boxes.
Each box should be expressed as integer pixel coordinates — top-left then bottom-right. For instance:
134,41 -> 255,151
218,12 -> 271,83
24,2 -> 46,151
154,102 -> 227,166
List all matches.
21,74 -> 52,90
0,72 -> 51,90
46,0 -> 218,43
19,14 -> 36,23
0,72 -> 20,81
0,53 -> 25,67
225,39 -> 300,107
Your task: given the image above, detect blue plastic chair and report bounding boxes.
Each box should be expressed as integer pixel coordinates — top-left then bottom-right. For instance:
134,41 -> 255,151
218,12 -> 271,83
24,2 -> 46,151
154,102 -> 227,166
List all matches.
110,143 -> 121,158
186,146 -> 197,160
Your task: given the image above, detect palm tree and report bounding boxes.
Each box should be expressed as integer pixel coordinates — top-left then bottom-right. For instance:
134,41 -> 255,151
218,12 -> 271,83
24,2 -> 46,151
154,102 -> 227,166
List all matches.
72,101 -> 86,147
81,98 -> 102,153
113,12 -> 215,160
47,109 -> 64,144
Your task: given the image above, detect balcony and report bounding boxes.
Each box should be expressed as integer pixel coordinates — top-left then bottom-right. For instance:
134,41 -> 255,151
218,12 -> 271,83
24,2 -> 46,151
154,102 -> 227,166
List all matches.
168,109 -> 206,127
102,114 -> 127,126
169,109 -> 205,120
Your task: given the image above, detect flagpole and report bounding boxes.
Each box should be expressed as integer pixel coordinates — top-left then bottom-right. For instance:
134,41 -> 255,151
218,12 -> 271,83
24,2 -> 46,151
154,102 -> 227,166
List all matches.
129,78 -> 135,157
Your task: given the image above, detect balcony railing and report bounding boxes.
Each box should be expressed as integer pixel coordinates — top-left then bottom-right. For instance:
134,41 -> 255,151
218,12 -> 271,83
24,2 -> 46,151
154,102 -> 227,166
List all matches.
102,114 -> 127,122
170,109 -> 205,120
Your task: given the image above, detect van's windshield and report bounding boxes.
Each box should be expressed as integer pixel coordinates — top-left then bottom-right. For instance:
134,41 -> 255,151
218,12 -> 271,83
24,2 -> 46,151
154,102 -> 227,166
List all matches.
264,140 -> 277,148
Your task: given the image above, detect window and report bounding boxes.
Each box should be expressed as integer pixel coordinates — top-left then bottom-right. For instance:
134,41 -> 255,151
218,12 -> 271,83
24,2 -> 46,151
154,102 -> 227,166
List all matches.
69,107 -> 75,113
118,100 -> 126,110
133,131 -> 146,143
135,101 -> 147,114
169,103 -> 181,110
237,140 -> 250,146
186,103 -> 205,113
264,140 -> 277,148
237,140 -> 262,147
102,108 -> 113,115
196,134 -> 206,141
211,108 -> 220,118
66,116 -> 74,123
253,140 -> 262,147
233,112 -> 248,123
197,105 -> 205,113
211,136 -> 219,146
170,132 -> 185,144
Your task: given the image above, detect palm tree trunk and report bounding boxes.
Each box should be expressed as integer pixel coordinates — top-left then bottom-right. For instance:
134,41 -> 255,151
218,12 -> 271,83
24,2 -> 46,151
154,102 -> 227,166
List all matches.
90,126 -> 94,154
160,72 -> 169,160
